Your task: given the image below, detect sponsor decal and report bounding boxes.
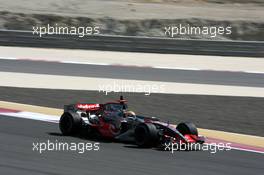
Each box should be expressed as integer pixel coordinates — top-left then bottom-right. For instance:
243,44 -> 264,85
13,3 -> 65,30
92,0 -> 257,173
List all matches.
77,104 -> 100,109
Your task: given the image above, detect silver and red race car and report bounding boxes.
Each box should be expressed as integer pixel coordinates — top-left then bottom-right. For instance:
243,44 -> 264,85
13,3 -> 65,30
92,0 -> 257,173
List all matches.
59,96 -> 205,148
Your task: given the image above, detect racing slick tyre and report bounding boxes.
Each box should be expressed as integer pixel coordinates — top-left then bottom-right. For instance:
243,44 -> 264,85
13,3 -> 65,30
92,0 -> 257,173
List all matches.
59,112 -> 82,135
134,123 -> 159,148
176,122 -> 198,136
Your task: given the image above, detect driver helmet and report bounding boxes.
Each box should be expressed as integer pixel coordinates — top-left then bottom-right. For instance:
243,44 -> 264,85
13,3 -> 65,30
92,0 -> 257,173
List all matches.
124,110 -> 136,118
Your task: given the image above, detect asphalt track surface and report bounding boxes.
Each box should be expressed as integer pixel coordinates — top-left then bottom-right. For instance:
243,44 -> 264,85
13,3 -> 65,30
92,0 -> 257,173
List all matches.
1,56 -> 264,175
1,86 -> 264,136
1,59 -> 264,87
0,115 -> 263,175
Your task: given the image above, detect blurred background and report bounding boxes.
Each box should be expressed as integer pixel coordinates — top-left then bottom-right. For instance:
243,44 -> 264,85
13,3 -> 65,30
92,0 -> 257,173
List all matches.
0,0 -> 263,40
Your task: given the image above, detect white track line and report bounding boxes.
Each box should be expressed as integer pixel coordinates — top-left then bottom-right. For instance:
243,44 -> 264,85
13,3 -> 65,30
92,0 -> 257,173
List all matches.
1,71 -> 264,97
1,56 -> 264,74
230,147 -> 264,154
0,46 -> 264,73
0,111 -> 59,123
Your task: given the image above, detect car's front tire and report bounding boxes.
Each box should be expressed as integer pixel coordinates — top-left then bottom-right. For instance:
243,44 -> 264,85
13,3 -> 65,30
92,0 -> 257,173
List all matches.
176,122 -> 198,136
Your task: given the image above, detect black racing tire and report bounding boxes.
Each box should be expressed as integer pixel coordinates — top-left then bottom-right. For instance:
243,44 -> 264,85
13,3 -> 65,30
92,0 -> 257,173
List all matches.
134,123 -> 159,147
176,122 -> 198,136
59,112 -> 82,135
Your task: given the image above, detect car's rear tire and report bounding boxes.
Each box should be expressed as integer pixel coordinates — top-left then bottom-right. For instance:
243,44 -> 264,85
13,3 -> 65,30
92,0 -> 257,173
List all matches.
59,112 -> 82,135
134,123 -> 159,147
176,122 -> 198,136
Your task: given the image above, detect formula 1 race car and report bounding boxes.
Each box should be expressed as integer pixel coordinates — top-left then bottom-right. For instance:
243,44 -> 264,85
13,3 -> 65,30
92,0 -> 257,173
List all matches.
59,96 -> 205,148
